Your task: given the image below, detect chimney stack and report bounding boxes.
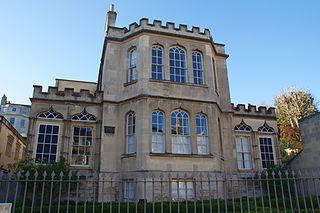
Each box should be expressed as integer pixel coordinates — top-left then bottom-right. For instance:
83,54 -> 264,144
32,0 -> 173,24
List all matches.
105,4 -> 117,31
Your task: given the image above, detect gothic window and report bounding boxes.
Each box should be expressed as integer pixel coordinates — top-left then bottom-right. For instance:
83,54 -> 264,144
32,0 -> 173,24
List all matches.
151,45 -> 164,80
192,51 -> 204,84
196,113 -> 209,154
234,120 -> 252,132
128,48 -> 137,82
71,110 -> 96,121
126,111 -> 136,154
258,123 -> 274,133
35,124 -> 59,163
235,136 -> 252,169
259,137 -> 275,168
171,110 -> 191,154
169,47 -> 187,83
37,107 -> 63,119
71,127 -> 92,166
5,135 -> 14,157
152,110 -> 165,153
258,123 -> 275,168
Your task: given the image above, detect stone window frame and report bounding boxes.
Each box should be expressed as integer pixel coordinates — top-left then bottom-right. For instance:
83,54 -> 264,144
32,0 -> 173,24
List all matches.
192,51 -> 204,85
258,122 -> 276,169
196,113 -> 209,155
151,110 -> 165,153
171,109 -> 191,154
151,44 -> 164,80
34,123 -> 60,164
126,111 -> 136,154
14,142 -> 21,160
169,46 -> 188,83
128,47 -> 137,82
234,120 -> 254,170
71,109 -> 97,122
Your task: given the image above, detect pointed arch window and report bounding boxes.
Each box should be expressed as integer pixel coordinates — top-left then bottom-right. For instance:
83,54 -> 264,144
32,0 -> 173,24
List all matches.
169,47 -> 187,83
192,52 -> 204,84
234,120 -> 252,132
128,48 -> 137,82
258,122 -> 275,168
258,123 -> 274,133
126,111 -> 136,154
37,107 -> 63,119
234,120 -> 253,169
151,45 -> 164,80
196,113 -> 209,154
151,110 -> 165,153
72,109 -> 96,121
171,110 -> 191,154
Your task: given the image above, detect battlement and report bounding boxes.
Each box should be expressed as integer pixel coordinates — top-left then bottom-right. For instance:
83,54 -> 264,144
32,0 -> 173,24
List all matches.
107,18 -> 213,42
32,85 -> 103,103
232,104 -> 276,118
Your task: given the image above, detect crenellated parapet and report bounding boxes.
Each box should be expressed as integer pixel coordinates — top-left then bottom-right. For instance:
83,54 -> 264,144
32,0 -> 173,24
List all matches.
232,103 -> 276,118
106,18 -> 225,54
32,85 -> 103,103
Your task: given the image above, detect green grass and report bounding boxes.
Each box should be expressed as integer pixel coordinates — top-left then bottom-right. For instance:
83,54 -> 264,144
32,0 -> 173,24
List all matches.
12,197 -> 320,213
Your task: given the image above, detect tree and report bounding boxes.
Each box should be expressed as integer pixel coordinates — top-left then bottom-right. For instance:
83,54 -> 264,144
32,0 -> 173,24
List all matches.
275,88 -> 317,151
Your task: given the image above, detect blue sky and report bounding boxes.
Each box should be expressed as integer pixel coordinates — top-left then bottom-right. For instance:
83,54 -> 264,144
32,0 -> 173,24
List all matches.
0,1 -> 319,106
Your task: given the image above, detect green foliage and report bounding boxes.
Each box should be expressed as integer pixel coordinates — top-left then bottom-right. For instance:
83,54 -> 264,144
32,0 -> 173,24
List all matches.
8,156 -> 72,179
274,88 -> 318,160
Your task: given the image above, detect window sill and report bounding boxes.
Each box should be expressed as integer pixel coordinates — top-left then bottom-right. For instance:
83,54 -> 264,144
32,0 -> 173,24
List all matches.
149,152 -> 214,158
124,80 -> 137,87
149,79 -> 209,88
121,153 -> 137,158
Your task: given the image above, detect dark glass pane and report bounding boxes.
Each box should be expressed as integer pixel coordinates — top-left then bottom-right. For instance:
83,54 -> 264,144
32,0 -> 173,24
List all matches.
158,49 -> 162,57
157,73 -> 162,80
152,73 -> 156,79
44,145 -> 50,153
158,58 -> 162,64
49,155 -> 56,162
152,57 -> 156,64
152,114 -> 157,124
73,136 -> 79,145
45,135 -> 51,144
52,135 -> 58,144
80,128 -> 86,136
36,144 -> 43,153
51,145 -> 57,154
169,52 -> 174,59
170,60 -> 174,66
87,128 -> 92,136
196,127 -> 201,135
53,126 -> 59,134
46,125 -> 52,134
72,146 -> 78,154
152,49 -> 156,56
152,124 -> 157,132
38,134 -> 44,143
39,125 -> 45,133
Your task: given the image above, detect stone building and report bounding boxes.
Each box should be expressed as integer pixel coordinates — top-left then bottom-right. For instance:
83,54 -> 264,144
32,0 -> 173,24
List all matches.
0,95 -> 30,137
26,5 -> 280,200
0,116 -> 26,172
287,112 -> 320,170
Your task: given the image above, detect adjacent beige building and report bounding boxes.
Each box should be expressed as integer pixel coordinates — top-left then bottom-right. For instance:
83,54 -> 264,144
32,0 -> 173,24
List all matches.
0,116 -> 26,172
26,5 -> 280,200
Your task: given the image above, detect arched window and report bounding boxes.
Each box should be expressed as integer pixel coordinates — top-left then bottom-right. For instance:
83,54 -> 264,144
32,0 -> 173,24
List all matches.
71,109 -> 96,121
126,111 -> 136,154
128,48 -> 137,82
196,113 -> 209,154
35,107 -> 62,163
192,52 -> 204,84
37,107 -> 63,119
151,45 -> 163,80
258,122 -> 275,168
258,123 -> 274,133
151,110 -> 165,153
169,47 -> 187,83
171,110 -> 191,154
71,109 -> 96,166
234,120 -> 252,131
234,120 -> 252,169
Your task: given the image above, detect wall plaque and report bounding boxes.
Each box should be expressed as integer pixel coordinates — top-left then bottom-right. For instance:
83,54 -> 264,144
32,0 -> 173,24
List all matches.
104,126 -> 115,134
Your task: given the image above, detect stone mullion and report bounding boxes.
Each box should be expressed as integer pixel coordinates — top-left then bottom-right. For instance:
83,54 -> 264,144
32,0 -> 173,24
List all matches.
26,117 -> 37,160
62,120 -> 71,163
165,111 -> 172,153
